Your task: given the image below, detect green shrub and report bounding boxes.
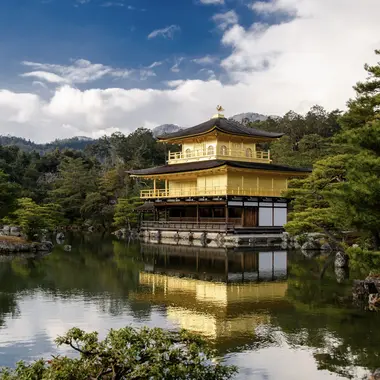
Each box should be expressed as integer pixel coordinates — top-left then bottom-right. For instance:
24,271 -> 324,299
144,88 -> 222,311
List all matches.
0,327 -> 237,380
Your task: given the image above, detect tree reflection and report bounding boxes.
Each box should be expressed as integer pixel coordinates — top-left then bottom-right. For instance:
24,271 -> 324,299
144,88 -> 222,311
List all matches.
273,250 -> 380,378
0,234 -> 151,326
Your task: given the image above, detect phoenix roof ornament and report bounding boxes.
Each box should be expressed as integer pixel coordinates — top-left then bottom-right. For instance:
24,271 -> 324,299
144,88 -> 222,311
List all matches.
212,105 -> 225,119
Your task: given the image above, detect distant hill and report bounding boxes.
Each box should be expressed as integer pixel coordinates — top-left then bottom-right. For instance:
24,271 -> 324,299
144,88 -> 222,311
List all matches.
152,113 -> 270,137
230,112 -> 269,124
0,113 -> 270,153
0,135 -> 96,153
152,124 -> 182,138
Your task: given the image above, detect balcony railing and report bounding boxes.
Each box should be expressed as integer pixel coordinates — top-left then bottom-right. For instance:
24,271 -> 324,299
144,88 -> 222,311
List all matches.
168,148 -> 270,164
141,220 -> 237,231
140,186 -> 285,199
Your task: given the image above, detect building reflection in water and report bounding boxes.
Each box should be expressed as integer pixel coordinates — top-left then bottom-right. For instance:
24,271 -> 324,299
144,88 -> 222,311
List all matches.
131,244 -> 292,351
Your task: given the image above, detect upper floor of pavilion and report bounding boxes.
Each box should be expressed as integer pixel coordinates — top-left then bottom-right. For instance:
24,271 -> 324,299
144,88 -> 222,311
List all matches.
156,106 -> 283,165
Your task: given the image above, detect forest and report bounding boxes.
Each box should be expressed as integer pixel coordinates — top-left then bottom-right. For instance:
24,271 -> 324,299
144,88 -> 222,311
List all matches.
0,50 -> 380,250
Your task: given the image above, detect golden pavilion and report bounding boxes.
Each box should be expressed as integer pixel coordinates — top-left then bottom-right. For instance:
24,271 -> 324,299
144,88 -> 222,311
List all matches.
130,107 -> 310,237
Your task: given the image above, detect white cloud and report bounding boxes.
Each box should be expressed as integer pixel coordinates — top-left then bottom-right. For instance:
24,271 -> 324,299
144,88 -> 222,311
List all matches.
170,57 -> 184,73
192,55 -> 219,65
251,0 -> 296,15
212,10 -> 238,30
21,71 -> 68,84
147,61 -> 164,69
147,25 -> 180,39
199,68 -> 217,80
2,0 -> 380,143
199,0 -> 224,4
32,81 -> 48,89
139,69 -> 156,80
21,59 -> 132,85
101,2 -> 126,7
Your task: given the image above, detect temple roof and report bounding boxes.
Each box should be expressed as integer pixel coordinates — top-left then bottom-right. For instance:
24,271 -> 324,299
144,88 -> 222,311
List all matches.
135,202 -> 155,212
156,117 -> 284,141
128,160 -> 311,176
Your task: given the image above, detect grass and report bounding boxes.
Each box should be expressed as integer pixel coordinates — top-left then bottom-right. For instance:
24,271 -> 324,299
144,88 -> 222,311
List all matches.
0,235 -> 27,243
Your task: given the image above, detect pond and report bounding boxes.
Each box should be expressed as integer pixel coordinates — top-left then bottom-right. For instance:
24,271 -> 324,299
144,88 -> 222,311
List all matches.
0,234 -> 379,379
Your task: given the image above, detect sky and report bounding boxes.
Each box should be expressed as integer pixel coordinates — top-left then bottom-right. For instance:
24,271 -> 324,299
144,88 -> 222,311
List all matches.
0,0 -> 379,142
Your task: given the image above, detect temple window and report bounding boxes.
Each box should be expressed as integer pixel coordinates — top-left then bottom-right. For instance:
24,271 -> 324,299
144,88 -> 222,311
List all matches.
185,148 -> 191,158
220,145 -> 228,155
246,148 -> 253,157
207,145 -> 215,155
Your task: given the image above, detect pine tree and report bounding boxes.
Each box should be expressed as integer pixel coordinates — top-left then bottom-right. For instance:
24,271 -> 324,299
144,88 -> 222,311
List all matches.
50,157 -> 97,222
287,50 -> 380,248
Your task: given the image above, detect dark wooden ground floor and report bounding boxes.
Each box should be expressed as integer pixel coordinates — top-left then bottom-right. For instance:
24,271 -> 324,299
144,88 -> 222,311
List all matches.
140,197 -> 288,228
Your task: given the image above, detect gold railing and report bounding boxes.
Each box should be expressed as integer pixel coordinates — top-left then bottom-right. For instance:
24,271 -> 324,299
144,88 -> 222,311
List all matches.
168,148 -> 270,164
140,186 -> 285,199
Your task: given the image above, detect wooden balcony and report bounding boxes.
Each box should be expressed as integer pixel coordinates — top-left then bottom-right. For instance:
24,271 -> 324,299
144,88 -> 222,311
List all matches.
140,186 -> 285,199
168,148 -> 270,164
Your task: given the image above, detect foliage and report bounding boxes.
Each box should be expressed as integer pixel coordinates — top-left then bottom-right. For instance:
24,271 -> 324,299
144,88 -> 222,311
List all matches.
113,197 -> 143,229
249,105 -> 342,167
0,128 -> 169,230
346,246 -> 380,276
49,157 -> 97,222
285,155 -> 349,238
0,171 -> 20,219
0,327 -> 237,380
80,192 -> 114,228
287,50 -> 380,248
11,198 -> 65,240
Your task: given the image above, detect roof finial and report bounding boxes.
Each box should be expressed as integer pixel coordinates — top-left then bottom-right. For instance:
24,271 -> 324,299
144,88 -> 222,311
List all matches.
212,105 -> 225,119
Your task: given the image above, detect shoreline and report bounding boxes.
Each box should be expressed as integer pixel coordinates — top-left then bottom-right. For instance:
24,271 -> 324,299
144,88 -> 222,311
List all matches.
0,236 -> 54,254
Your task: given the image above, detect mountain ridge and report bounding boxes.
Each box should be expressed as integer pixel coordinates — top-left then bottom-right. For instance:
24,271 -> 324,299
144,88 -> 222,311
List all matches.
0,112 -> 269,152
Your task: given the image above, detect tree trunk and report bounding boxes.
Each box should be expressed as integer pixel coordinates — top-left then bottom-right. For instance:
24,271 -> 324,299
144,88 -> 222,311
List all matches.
373,231 -> 380,250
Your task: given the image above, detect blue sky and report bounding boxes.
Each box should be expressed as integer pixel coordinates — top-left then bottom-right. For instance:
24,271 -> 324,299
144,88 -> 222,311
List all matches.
0,0 -> 254,91
0,0 -> 378,142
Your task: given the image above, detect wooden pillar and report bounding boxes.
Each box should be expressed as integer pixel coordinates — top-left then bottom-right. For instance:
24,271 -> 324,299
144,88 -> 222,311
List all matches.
165,179 -> 168,196
225,203 -> 229,224
153,178 -> 157,195
196,203 -> 200,224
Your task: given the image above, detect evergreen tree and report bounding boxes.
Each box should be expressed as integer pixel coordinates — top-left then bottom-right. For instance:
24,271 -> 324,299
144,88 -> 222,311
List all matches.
50,157 -> 97,222
287,50 -> 380,248
0,171 -> 20,219
11,198 -> 64,239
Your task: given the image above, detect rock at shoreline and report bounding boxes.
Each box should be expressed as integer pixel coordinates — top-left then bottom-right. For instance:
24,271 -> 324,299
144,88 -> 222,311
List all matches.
301,240 -> 321,251
0,238 -> 54,254
112,228 -> 139,239
352,275 -> 380,309
321,242 -> 332,251
369,368 -> 380,379
334,251 -> 349,268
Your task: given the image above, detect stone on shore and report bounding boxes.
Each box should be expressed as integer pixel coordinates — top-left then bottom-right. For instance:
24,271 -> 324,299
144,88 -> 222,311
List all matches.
0,237 -> 54,254
334,251 -> 349,268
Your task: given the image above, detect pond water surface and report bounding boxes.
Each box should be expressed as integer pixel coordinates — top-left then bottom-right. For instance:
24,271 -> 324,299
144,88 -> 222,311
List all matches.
0,234 -> 379,379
